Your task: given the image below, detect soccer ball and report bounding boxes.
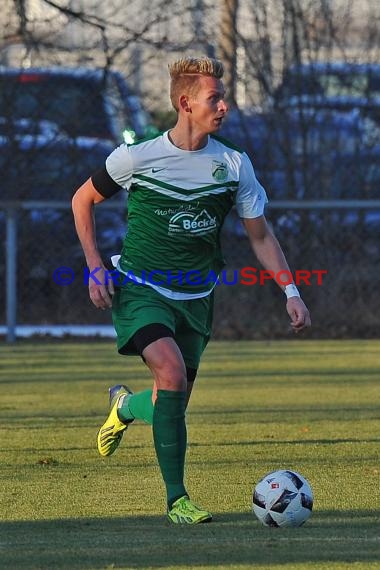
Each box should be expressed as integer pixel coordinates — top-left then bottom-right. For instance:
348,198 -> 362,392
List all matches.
252,469 -> 313,527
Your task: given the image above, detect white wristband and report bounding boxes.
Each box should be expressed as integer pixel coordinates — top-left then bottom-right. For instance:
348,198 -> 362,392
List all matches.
284,283 -> 300,299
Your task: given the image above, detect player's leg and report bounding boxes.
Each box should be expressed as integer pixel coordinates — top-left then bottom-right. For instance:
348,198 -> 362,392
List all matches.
142,336 -> 211,524
141,297 -> 213,523
143,335 -> 188,505
98,283 -> 212,522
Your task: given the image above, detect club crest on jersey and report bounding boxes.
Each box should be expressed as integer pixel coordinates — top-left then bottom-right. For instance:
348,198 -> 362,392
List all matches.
212,160 -> 228,182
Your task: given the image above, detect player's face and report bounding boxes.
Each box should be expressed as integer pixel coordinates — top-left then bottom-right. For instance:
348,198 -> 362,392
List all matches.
188,76 -> 228,134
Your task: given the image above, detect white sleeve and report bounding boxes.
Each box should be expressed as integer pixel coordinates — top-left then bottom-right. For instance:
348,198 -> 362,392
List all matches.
105,144 -> 134,190
235,153 -> 268,218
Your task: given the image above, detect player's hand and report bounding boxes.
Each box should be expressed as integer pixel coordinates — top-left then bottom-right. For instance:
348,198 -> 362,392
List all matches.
88,265 -> 114,309
286,297 -> 311,333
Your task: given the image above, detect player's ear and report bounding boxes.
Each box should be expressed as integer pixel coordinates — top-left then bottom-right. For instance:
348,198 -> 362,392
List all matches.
179,94 -> 192,113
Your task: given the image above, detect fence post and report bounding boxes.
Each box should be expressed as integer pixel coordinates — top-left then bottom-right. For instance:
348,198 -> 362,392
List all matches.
6,205 -> 17,343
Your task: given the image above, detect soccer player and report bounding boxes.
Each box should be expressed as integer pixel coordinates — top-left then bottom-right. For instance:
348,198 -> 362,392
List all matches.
71,56 -> 311,524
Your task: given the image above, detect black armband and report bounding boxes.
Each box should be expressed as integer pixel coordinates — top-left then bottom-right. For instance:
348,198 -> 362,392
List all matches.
91,166 -> 123,198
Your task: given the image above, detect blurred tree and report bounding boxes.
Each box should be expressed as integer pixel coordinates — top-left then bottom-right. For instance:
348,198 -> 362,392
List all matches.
218,0 -> 239,108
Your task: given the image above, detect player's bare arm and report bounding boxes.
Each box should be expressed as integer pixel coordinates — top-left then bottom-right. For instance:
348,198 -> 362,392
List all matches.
243,216 -> 311,332
72,178 -> 114,309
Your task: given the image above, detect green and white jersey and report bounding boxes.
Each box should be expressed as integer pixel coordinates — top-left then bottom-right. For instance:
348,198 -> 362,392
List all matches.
103,131 -> 267,299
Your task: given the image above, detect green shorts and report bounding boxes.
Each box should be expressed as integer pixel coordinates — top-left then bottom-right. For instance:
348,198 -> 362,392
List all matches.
112,282 -> 214,369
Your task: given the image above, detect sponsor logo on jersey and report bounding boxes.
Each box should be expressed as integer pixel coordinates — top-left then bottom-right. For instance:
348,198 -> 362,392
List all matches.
168,209 -> 217,236
154,204 -> 197,217
212,160 -> 228,182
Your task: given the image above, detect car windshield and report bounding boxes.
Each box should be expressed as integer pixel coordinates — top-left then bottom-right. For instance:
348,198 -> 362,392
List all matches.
0,74 -> 112,138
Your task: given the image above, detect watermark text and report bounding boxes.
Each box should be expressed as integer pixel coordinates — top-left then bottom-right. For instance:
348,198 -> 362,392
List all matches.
52,266 -> 327,287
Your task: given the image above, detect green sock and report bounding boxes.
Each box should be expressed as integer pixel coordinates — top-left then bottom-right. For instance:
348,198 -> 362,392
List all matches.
152,389 -> 187,508
118,390 -> 154,425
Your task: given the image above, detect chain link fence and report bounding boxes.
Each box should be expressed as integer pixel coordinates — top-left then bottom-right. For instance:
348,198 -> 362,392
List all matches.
1,197 -> 379,341
216,202 -> 380,339
1,62 -> 379,342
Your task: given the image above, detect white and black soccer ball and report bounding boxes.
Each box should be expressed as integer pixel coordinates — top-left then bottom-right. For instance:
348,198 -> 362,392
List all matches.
252,469 -> 313,527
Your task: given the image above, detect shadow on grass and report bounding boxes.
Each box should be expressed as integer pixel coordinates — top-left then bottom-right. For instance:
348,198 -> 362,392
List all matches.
1,510 -> 379,569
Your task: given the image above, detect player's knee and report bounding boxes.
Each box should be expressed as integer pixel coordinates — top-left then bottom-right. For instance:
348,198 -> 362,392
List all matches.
143,337 -> 187,390
154,359 -> 187,391
146,353 -> 187,390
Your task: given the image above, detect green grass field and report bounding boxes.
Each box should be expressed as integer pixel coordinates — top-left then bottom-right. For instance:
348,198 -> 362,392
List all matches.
0,339 -> 379,570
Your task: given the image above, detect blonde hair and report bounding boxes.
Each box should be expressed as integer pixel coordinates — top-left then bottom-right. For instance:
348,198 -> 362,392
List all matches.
168,56 -> 224,111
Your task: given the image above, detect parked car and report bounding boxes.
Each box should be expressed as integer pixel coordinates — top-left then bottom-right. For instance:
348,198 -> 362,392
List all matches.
0,66 -> 153,322
0,66 -> 156,145
0,130 -> 127,298
219,107 -> 380,200
218,98 -> 380,252
223,62 -> 380,202
271,61 -> 380,125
